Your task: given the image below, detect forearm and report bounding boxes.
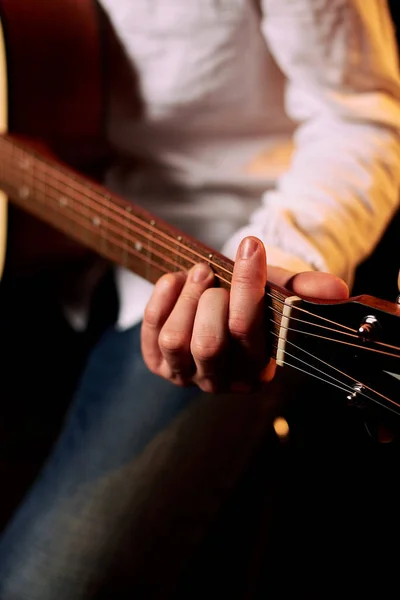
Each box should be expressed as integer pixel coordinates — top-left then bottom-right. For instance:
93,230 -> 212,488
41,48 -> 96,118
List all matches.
223,0 -> 400,286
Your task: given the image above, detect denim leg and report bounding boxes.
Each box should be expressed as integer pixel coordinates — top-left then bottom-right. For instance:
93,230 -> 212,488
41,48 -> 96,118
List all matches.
0,322 -> 199,600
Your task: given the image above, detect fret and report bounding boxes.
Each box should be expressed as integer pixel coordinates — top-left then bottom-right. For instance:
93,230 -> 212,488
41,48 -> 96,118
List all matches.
98,189 -> 109,258
146,219 -> 155,282
123,203 -> 133,268
175,235 -> 182,272
0,136 -> 237,289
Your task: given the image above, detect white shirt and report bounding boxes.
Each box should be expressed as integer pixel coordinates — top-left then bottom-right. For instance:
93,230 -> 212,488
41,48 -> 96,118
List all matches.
67,0 -> 400,330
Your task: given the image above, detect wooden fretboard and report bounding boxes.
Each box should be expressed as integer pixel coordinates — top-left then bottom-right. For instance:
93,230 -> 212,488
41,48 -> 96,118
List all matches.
0,134 -> 290,357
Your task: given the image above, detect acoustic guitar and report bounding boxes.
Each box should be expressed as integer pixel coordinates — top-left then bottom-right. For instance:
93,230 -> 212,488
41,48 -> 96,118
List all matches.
0,0 -> 399,422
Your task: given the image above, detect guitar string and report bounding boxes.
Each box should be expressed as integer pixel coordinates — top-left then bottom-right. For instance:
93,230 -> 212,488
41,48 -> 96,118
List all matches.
277,347 -> 368,399
2,147 -> 398,329
3,141 -> 400,333
269,304 -> 360,338
278,360 -> 400,418
0,177 -> 398,405
2,145 -> 399,412
2,160 -> 400,364
20,158 -> 400,351
278,309 -> 400,353
269,292 -> 357,334
268,292 -> 400,354
282,349 -> 360,394
0,183 -> 179,279
271,330 -> 399,409
277,361 -> 357,395
4,143 -> 398,345
0,154 -> 233,286
2,155 -> 400,362
3,175 -> 383,407
1,143 -> 235,276
1,158 -> 227,273
272,318 -> 399,413
1,148 -> 400,360
0,154 -> 365,337
271,318 -> 400,361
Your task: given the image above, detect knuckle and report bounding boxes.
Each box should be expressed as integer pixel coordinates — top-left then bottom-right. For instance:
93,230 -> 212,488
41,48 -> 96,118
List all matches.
228,311 -> 250,340
233,255 -> 265,285
143,305 -> 163,329
157,272 -> 183,288
233,273 -> 255,288
191,334 -> 225,362
201,287 -> 222,301
157,273 -> 173,287
199,286 -> 229,308
179,290 -> 202,305
232,265 -> 264,288
159,329 -> 187,355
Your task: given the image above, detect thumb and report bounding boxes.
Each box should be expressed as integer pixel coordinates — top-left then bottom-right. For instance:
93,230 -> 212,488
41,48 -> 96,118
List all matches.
287,271 -> 349,300
269,266 -> 349,301
261,268 -> 349,384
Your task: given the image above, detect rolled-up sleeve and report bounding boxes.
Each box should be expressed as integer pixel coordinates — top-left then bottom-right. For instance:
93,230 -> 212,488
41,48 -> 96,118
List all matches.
222,0 -> 400,287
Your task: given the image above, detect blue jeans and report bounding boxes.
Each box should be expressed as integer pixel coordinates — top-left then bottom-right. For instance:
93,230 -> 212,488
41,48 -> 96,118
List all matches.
0,319 -> 199,599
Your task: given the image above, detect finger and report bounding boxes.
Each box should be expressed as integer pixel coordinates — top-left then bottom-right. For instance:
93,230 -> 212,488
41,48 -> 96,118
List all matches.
288,271 -> 349,300
141,272 -> 186,372
229,237 -> 268,373
158,263 -> 215,382
259,269 -> 348,385
191,287 -> 230,393
268,265 -> 349,300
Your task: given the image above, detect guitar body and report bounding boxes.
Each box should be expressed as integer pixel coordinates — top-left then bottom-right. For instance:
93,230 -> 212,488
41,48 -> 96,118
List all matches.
0,0 -> 108,278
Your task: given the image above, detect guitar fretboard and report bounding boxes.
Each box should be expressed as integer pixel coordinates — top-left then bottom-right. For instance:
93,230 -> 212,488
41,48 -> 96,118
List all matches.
0,134 -> 290,358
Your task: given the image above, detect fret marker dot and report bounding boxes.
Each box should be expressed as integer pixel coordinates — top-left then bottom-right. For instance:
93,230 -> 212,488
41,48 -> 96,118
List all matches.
177,236 -> 182,242
150,220 -> 156,226
59,196 -> 68,207
135,242 -> 143,251
19,186 -> 30,199
92,216 -> 101,226
126,205 -> 132,212
208,254 -> 213,260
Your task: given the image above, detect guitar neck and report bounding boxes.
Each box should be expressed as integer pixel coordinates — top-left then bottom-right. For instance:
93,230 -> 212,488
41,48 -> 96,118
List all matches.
2,133 -> 400,417
0,134 -> 214,284
0,134 -> 289,356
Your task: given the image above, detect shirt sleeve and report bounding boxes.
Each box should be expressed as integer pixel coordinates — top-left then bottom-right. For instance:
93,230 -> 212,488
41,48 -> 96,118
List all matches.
222,0 -> 400,287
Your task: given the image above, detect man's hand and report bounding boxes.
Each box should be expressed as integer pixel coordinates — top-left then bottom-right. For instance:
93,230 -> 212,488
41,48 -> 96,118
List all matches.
141,237 -> 349,393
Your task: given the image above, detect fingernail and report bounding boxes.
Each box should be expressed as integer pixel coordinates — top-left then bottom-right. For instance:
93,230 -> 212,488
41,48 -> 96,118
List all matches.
239,238 -> 258,259
191,263 -> 211,283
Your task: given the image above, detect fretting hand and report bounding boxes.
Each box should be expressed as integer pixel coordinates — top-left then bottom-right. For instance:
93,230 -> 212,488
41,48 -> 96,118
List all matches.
141,236 -> 349,393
